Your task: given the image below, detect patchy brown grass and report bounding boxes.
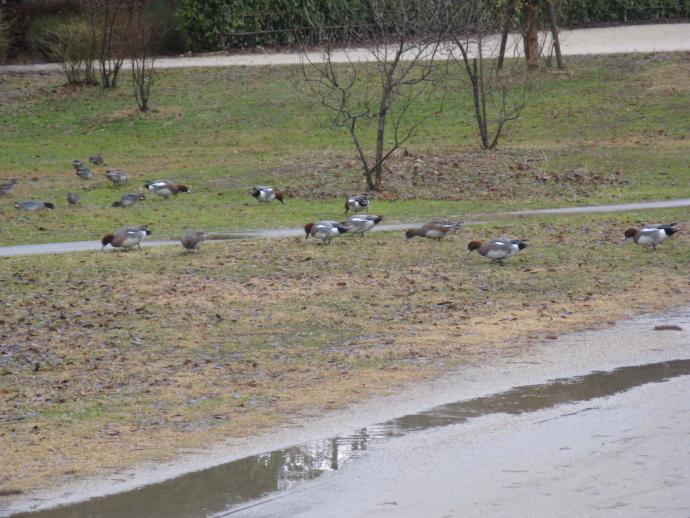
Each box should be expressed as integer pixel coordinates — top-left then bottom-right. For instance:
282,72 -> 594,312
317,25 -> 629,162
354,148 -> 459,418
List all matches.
1,210 -> 689,495
250,148 -> 629,201
88,106 -> 185,128
641,61 -> 690,95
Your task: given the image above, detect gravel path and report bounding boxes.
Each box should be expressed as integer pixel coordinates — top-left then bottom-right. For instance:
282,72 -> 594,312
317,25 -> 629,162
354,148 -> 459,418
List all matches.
2,23 -> 689,74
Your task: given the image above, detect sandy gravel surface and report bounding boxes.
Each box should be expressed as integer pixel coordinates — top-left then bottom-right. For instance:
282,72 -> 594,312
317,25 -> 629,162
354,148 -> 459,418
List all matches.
3,308 -> 688,516
1,23 -> 689,74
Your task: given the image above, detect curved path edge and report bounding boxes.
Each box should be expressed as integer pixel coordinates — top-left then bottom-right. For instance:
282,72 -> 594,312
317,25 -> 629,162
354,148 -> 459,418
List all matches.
2,23 -> 690,73
1,198 -> 688,258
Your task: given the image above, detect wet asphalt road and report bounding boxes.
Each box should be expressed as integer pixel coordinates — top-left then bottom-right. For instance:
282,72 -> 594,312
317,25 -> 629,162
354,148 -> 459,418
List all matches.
237,375 -> 690,518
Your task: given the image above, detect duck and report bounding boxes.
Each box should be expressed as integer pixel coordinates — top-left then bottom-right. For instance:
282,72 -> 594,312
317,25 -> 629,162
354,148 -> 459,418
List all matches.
101,225 -> 151,251
250,186 -> 284,204
72,159 -> 84,170
304,221 -> 349,244
145,180 -> 190,197
105,169 -> 128,186
67,192 -> 80,205
405,218 -> 462,241
112,192 -> 146,208
0,179 -> 17,195
342,215 -> 383,237
15,200 -> 55,211
89,154 -> 104,166
624,223 -> 678,250
75,165 -> 93,180
144,180 -> 192,198
467,239 -> 529,264
345,195 -> 368,214
181,230 -> 207,251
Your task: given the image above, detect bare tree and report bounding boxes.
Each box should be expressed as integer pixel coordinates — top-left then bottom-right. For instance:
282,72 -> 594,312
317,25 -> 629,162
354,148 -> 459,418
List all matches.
128,1 -> 156,112
446,0 -> 531,150
82,0 -> 127,88
298,0 -> 446,192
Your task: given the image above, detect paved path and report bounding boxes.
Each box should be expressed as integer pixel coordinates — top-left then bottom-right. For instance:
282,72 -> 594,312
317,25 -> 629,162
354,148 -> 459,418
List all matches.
239,376 -> 690,518
1,198 -> 687,257
2,23 -> 689,74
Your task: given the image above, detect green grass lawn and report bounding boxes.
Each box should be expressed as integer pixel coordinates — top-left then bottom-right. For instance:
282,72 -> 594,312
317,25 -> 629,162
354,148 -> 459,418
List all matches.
0,53 -> 688,246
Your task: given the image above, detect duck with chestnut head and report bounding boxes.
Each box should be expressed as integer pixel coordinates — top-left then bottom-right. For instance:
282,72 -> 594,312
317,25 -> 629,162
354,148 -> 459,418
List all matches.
304,221 -> 349,245
250,186 -> 284,204
624,223 -> 678,250
467,239 -> 528,264
145,180 -> 190,197
101,225 -> 151,251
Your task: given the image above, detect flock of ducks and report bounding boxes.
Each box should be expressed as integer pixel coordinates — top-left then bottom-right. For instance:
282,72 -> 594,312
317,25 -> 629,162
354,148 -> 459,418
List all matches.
1,159 -> 682,261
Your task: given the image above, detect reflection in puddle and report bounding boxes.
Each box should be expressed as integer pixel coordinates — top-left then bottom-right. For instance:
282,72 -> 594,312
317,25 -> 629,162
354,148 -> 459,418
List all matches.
14,359 -> 690,518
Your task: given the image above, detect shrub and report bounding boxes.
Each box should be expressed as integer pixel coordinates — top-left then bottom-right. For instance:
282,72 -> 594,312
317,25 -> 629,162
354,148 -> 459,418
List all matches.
176,0 -> 368,51
34,18 -> 96,84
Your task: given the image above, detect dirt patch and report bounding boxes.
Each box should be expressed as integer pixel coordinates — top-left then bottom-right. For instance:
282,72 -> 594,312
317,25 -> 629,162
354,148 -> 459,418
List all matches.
88,106 -> 185,128
246,149 -> 629,201
641,61 -> 690,95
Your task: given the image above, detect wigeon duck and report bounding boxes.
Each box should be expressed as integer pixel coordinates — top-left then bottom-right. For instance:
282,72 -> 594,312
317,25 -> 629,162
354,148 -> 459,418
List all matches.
345,195 -> 368,214
75,165 -> 93,180
15,200 -> 55,210
304,221 -> 349,244
624,223 -> 678,250
67,192 -> 80,205
112,192 -> 146,208
342,215 -> 383,237
101,225 -> 151,251
467,239 -> 528,263
251,186 -> 284,204
89,154 -> 104,166
181,230 -> 207,251
105,169 -> 128,186
145,180 -> 190,197
405,218 -> 462,241
0,179 -> 17,195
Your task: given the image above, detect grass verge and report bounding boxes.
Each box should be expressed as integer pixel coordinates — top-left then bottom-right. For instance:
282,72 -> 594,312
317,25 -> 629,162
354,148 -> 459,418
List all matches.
1,208 -> 688,495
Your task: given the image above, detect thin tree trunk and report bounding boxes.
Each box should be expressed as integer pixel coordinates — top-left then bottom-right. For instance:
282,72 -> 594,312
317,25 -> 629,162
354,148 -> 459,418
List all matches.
349,120 -> 374,191
471,59 -> 489,148
497,0 -> 515,71
374,102 -> 388,191
525,2 -> 539,71
546,1 -> 564,70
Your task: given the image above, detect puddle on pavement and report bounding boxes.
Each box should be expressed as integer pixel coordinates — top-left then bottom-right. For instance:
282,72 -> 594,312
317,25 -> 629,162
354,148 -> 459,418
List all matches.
13,359 -> 690,518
